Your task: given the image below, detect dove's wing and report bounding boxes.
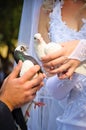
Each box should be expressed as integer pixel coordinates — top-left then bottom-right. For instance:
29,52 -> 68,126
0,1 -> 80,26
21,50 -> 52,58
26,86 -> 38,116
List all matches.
44,42 -> 62,55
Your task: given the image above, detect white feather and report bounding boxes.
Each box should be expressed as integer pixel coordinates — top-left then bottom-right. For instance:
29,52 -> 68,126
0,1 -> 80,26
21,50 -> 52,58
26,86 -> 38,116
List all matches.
20,60 -> 34,76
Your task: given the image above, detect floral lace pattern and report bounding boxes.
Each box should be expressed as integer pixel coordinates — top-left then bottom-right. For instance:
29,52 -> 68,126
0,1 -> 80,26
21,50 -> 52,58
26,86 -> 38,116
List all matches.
49,2 -> 86,44
69,40 -> 86,61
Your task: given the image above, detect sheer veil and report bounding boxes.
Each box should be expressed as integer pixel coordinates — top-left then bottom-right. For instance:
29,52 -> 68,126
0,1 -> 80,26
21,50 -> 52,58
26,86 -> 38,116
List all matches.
18,0 -> 43,59
17,1 -> 48,129
18,1 -> 63,130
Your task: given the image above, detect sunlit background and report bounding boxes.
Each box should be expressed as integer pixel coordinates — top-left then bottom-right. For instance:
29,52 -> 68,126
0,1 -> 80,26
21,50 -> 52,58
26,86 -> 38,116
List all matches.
0,0 -> 23,86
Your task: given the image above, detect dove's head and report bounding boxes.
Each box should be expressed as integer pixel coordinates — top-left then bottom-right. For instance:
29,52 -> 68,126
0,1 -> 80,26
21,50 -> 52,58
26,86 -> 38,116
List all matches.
15,45 -> 28,53
14,45 -> 28,63
34,33 -> 43,44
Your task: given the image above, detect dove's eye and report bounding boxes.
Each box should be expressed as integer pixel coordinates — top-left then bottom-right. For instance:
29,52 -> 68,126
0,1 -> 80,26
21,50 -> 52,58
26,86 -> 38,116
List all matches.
34,37 -> 36,40
20,46 -> 25,51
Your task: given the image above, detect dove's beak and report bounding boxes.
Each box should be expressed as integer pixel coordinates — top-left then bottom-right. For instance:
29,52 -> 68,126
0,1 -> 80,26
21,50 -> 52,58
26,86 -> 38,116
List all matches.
37,39 -> 41,44
34,37 -> 41,44
24,46 -> 28,51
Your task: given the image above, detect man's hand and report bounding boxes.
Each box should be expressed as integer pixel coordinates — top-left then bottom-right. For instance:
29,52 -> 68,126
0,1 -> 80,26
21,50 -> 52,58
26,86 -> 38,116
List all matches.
0,61 -> 45,111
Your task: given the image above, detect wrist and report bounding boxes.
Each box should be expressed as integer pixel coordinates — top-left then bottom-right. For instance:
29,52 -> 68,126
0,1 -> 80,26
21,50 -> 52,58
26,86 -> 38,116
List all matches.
0,96 -> 14,111
68,40 -> 86,62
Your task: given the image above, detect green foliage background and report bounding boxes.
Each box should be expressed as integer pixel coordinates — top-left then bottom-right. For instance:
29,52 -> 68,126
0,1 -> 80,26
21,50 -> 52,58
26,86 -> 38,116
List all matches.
0,0 -> 23,85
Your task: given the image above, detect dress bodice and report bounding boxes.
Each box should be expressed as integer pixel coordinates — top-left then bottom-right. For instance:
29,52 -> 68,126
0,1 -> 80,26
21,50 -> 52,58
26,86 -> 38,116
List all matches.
49,2 -> 86,43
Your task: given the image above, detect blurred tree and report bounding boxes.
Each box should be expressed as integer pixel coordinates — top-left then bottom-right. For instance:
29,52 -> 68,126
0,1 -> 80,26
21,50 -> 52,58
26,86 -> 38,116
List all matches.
0,0 -> 23,86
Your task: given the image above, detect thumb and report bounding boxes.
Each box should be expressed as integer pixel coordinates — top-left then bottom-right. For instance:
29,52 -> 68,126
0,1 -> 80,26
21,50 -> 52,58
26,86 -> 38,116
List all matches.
9,60 -> 22,79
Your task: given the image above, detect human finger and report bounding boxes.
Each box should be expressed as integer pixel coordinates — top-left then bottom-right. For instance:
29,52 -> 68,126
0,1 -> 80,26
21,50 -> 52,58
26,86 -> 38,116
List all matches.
20,65 -> 41,82
25,81 -> 44,97
32,82 -> 44,95
24,73 -> 44,90
48,60 -> 71,75
57,59 -> 80,79
43,56 -> 68,69
9,60 -> 22,79
21,94 -> 36,105
58,67 -> 75,79
41,48 -> 65,62
64,67 -> 75,79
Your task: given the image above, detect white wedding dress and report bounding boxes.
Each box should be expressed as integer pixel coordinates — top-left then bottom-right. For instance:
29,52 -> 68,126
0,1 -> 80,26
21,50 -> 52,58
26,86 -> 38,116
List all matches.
18,0 -> 86,130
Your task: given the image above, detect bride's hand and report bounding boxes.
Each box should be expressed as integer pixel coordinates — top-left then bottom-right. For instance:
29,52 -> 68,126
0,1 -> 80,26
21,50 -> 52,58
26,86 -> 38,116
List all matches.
41,40 -> 80,79
50,59 -> 80,79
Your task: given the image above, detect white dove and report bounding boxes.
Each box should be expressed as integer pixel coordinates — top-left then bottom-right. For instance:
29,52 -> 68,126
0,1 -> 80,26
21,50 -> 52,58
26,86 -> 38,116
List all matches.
34,33 -> 62,60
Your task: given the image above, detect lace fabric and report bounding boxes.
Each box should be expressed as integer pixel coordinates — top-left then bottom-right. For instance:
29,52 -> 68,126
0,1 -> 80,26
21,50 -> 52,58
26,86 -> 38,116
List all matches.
49,2 -> 86,43
69,40 -> 86,62
68,39 -> 86,75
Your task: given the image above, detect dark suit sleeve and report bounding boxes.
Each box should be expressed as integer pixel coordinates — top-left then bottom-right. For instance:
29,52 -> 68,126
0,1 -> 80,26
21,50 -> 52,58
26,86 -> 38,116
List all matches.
0,101 -> 17,130
12,108 -> 27,130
